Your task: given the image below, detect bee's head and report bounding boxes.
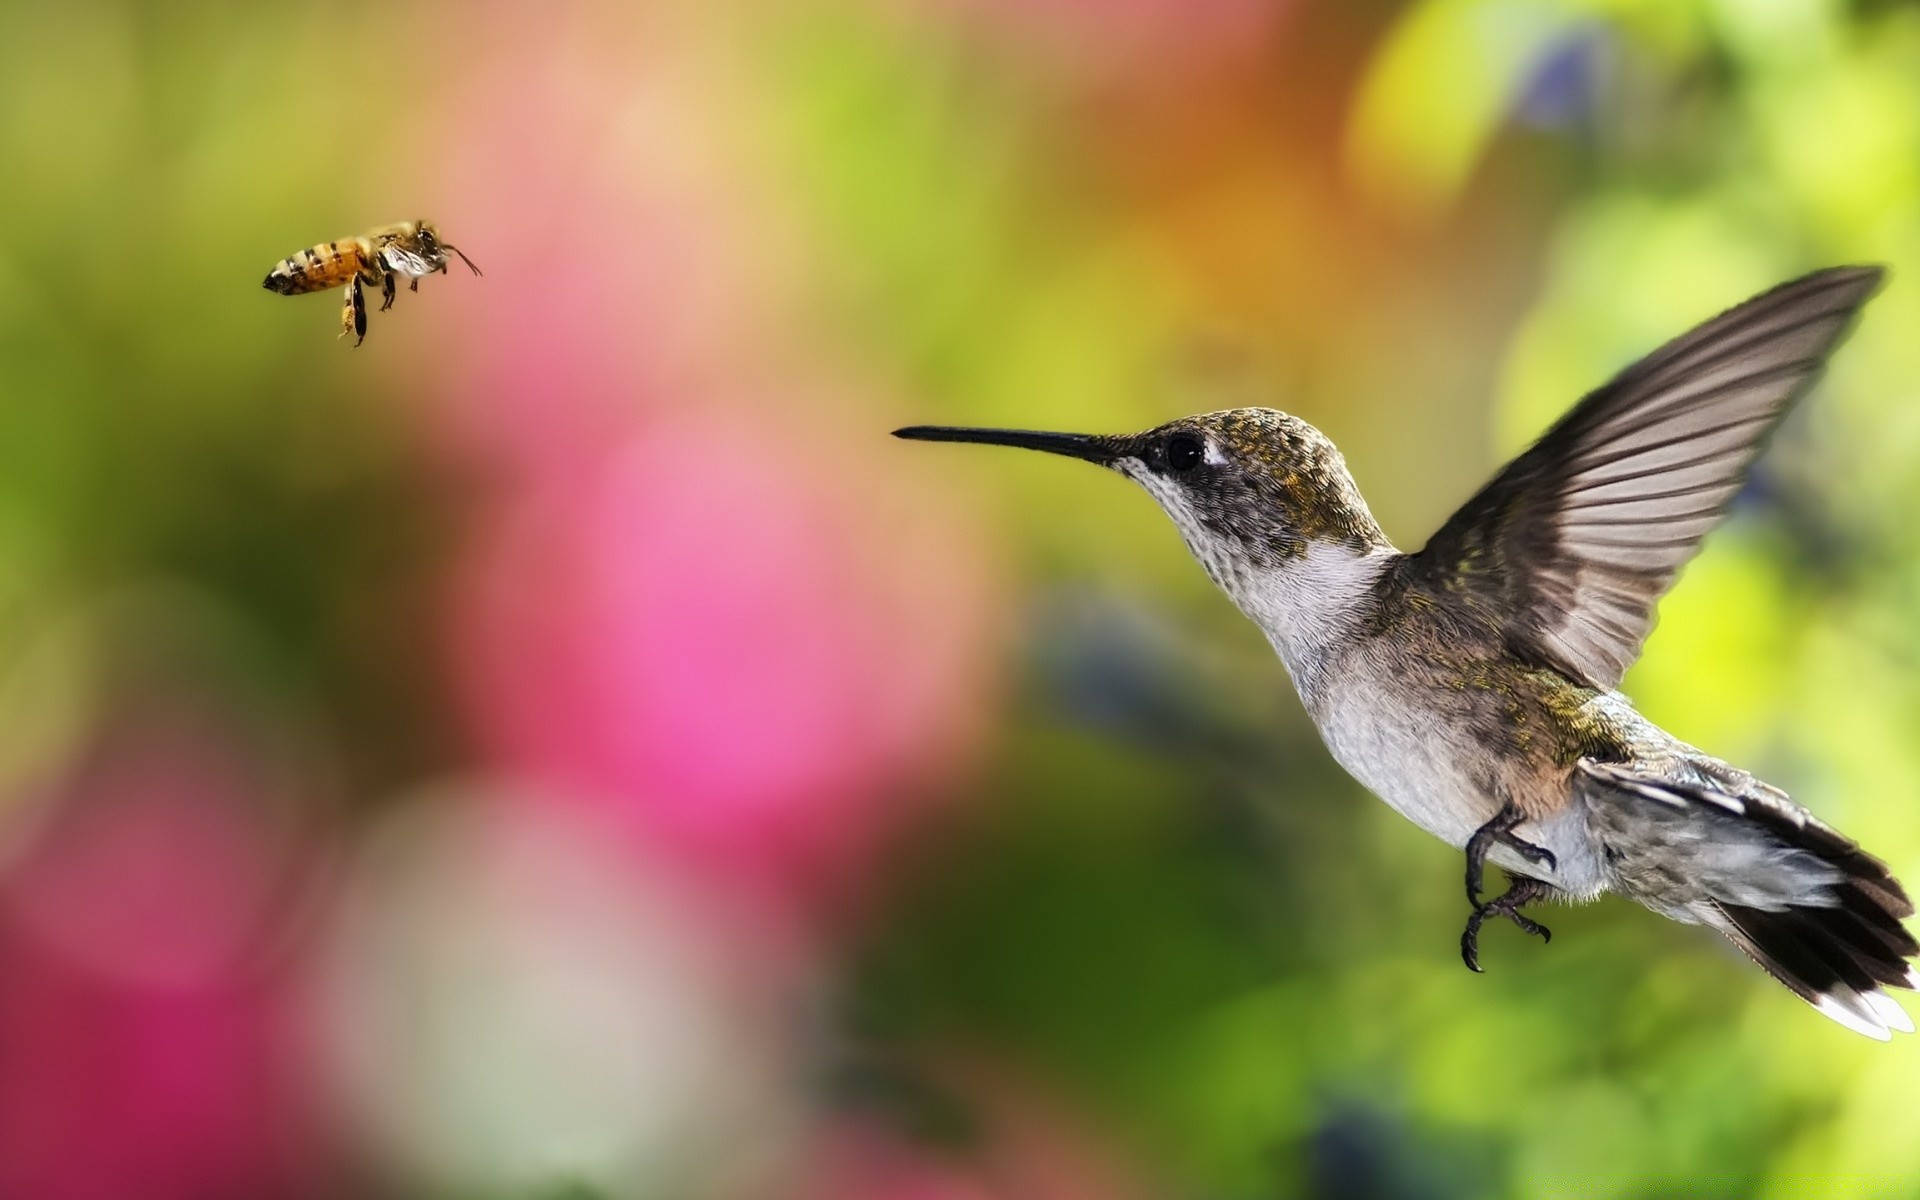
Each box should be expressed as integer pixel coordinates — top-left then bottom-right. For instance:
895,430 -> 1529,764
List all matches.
409,221 -> 480,277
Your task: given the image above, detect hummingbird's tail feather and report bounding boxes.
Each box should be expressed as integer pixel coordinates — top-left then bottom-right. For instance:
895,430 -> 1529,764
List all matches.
1711,899 -> 1918,1040
1580,757 -> 1917,1038
1694,771 -> 1920,1039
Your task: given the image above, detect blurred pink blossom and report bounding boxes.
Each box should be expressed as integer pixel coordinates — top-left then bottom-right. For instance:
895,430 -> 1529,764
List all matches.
2,704 -> 302,989
451,408 -> 1000,913
411,6 -> 807,480
0,674 -> 323,1199
414,8 -> 1004,918
0,940 -> 310,1200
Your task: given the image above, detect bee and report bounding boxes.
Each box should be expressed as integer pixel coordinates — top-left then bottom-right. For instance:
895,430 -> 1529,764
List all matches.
263,220 -> 480,346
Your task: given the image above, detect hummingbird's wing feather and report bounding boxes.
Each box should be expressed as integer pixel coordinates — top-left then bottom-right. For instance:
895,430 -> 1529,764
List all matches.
1579,757 -> 1916,1038
1407,266 -> 1884,689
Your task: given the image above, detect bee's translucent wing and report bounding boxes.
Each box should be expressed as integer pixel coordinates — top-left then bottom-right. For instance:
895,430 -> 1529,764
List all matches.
380,244 -> 438,278
1403,266 -> 1883,690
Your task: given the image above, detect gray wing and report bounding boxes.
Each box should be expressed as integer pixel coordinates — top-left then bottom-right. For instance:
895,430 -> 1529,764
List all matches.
1580,758 -> 1916,1039
1405,267 -> 1883,689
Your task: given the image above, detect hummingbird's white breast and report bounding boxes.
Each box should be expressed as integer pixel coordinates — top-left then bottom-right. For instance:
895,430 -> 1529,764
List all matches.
1222,540 -> 1610,897
1120,451 -> 1608,893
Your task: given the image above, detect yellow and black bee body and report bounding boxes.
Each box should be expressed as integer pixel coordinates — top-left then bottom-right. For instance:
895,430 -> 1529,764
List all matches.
263,220 -> 479,346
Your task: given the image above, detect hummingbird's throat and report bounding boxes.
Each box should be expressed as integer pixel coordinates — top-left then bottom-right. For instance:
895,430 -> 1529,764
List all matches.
1118,456 -> 1394,683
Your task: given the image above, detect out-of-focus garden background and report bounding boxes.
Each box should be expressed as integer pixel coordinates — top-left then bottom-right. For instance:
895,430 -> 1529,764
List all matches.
2,0 -> 1919,1195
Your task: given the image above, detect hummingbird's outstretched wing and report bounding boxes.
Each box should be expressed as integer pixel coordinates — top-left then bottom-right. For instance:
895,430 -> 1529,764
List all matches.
1404,266 -> 1884,689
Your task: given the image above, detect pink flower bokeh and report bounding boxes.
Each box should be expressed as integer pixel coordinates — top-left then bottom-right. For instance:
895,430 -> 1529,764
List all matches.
0,669 -> 323,1200
419,16 -> 1007,917
0,943 -> 309,1200
451,409 -> 1001,912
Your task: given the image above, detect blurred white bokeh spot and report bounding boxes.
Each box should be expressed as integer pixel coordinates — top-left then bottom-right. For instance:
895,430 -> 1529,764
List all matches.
312,782 -> 801,1197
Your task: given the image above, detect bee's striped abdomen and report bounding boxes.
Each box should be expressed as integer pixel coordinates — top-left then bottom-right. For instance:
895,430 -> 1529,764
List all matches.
262,238 -> 369,295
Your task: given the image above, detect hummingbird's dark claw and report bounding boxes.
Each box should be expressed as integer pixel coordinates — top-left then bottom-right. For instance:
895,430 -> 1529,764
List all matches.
1514,841 -> 1557,869
1464,801 -> 1556,906
1460,876 -> 1555,972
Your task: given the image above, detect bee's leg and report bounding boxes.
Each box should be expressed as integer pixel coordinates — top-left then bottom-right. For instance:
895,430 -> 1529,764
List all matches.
379,271 -> 397,312
409,278 -> 419,293
339,276 -> 367,346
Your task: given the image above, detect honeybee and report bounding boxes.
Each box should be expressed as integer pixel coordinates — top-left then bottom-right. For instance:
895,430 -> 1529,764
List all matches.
263,220 -> 480,346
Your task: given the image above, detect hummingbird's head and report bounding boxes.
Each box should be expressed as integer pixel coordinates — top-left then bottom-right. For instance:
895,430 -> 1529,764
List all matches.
895,408 -> 1389,592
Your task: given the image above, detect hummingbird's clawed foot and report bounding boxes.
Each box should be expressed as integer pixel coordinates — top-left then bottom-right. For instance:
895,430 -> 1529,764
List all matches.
1460,876 -> 1554,973
1463,801 -> 1556,907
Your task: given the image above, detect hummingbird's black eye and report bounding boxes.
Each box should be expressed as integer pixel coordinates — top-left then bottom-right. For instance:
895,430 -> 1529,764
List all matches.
1165,434 -> 1204,472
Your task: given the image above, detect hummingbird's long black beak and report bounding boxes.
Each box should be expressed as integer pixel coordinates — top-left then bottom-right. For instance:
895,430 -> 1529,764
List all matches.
892,425 -> 1120,465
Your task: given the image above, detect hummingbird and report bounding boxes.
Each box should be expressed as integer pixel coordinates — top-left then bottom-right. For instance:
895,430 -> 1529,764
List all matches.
896,266 -> 1920,1038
